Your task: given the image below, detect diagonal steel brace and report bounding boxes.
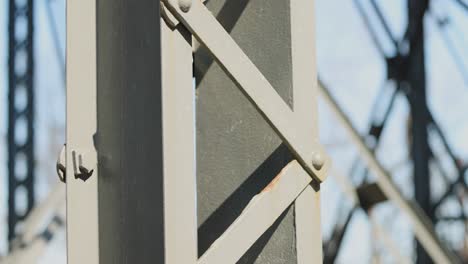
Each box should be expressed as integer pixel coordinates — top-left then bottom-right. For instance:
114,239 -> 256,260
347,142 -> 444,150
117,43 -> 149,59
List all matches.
162,0 -> 329,183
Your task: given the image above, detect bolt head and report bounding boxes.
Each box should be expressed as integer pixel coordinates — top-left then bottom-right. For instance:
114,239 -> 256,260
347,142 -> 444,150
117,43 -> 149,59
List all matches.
311,152 -> 325,170
179,0 -> 192,13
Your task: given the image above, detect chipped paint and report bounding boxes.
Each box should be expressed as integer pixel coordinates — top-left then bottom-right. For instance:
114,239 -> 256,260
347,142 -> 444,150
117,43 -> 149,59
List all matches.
261,163 -> 290,193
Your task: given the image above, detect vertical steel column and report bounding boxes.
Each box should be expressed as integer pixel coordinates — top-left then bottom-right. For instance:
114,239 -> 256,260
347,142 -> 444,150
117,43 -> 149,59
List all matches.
7,0 -> 35,245
405,1 -> 432,263
66,0 -> 99,263
94,0 -> 180,263
161,15 -> 198,264
68,1 -> 196,263
290,0 -> 323,262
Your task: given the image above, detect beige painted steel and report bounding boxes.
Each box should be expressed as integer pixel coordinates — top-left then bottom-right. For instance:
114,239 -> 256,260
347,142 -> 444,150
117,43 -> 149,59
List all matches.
66,0 -> 99,263
198,161 -> 311,264
289,0 -> 323,262
319,80 -> 460,264
163,0 -> 328,183
295,186 -> 322,263
290,0 -> 318,136
161,19 -> 198,264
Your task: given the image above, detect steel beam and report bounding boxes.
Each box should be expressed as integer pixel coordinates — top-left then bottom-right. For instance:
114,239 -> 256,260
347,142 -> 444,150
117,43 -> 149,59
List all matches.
66,0 -> 99,262
7,0 -> 35,246
164,0 -> 327,183
189,0 -> 324,262
199,161 -> 311,264
93,0 -> 166,263
405,1 -> 432,262
67,1 -> 324,263
161,19 -> 198,264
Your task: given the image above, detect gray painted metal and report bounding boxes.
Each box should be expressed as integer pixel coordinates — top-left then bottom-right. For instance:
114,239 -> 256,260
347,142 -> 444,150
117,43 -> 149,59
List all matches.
95,0 -> 165,263
192,0 -> 299,261
164,0 -> 328,183
165,0 -> 326,262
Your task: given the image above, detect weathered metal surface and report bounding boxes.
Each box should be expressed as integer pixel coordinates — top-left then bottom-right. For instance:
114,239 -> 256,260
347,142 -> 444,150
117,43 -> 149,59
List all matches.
192,0 -> 298,262
164,0 -> 327,183
95,0 -> 165,263
198,161 -> 311,264
67,0 -> 324,262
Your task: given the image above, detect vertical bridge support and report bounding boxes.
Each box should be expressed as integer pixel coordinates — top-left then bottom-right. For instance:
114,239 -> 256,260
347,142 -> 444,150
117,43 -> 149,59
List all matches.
66,0 -> 326,263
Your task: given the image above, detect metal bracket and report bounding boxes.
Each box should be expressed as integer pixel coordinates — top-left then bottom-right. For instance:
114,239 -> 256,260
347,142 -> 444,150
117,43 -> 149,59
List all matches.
161,1 -> 180,28
71,148 -> 97,182
56,144 -> 97,183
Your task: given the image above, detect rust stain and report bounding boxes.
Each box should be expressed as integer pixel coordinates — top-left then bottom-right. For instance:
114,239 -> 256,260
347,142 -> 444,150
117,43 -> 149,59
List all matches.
261,173 -> 282,193
261,161 -> 293,193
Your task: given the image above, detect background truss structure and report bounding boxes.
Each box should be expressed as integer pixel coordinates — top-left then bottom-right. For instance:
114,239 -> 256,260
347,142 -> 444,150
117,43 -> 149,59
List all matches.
7,0 -> 35,246
322,0 -> 467,263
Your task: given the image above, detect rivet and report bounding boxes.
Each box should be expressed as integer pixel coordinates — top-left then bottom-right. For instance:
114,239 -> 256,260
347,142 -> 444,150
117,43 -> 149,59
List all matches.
311,152 -> 324,170
179,0 -> 192,13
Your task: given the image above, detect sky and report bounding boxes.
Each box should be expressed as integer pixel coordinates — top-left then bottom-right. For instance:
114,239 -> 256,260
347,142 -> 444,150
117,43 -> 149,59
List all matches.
0,0 -> 467,263
317,0 -> 468,262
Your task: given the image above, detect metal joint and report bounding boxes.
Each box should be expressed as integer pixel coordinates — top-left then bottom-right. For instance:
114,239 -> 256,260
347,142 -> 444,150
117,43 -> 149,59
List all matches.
56,144 -> 97,183
71,149 -> 97,182
161,1 -> 180,28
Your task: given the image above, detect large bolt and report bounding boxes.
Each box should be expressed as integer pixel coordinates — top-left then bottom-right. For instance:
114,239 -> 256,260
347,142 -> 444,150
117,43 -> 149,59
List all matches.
311,152 -> 325,170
